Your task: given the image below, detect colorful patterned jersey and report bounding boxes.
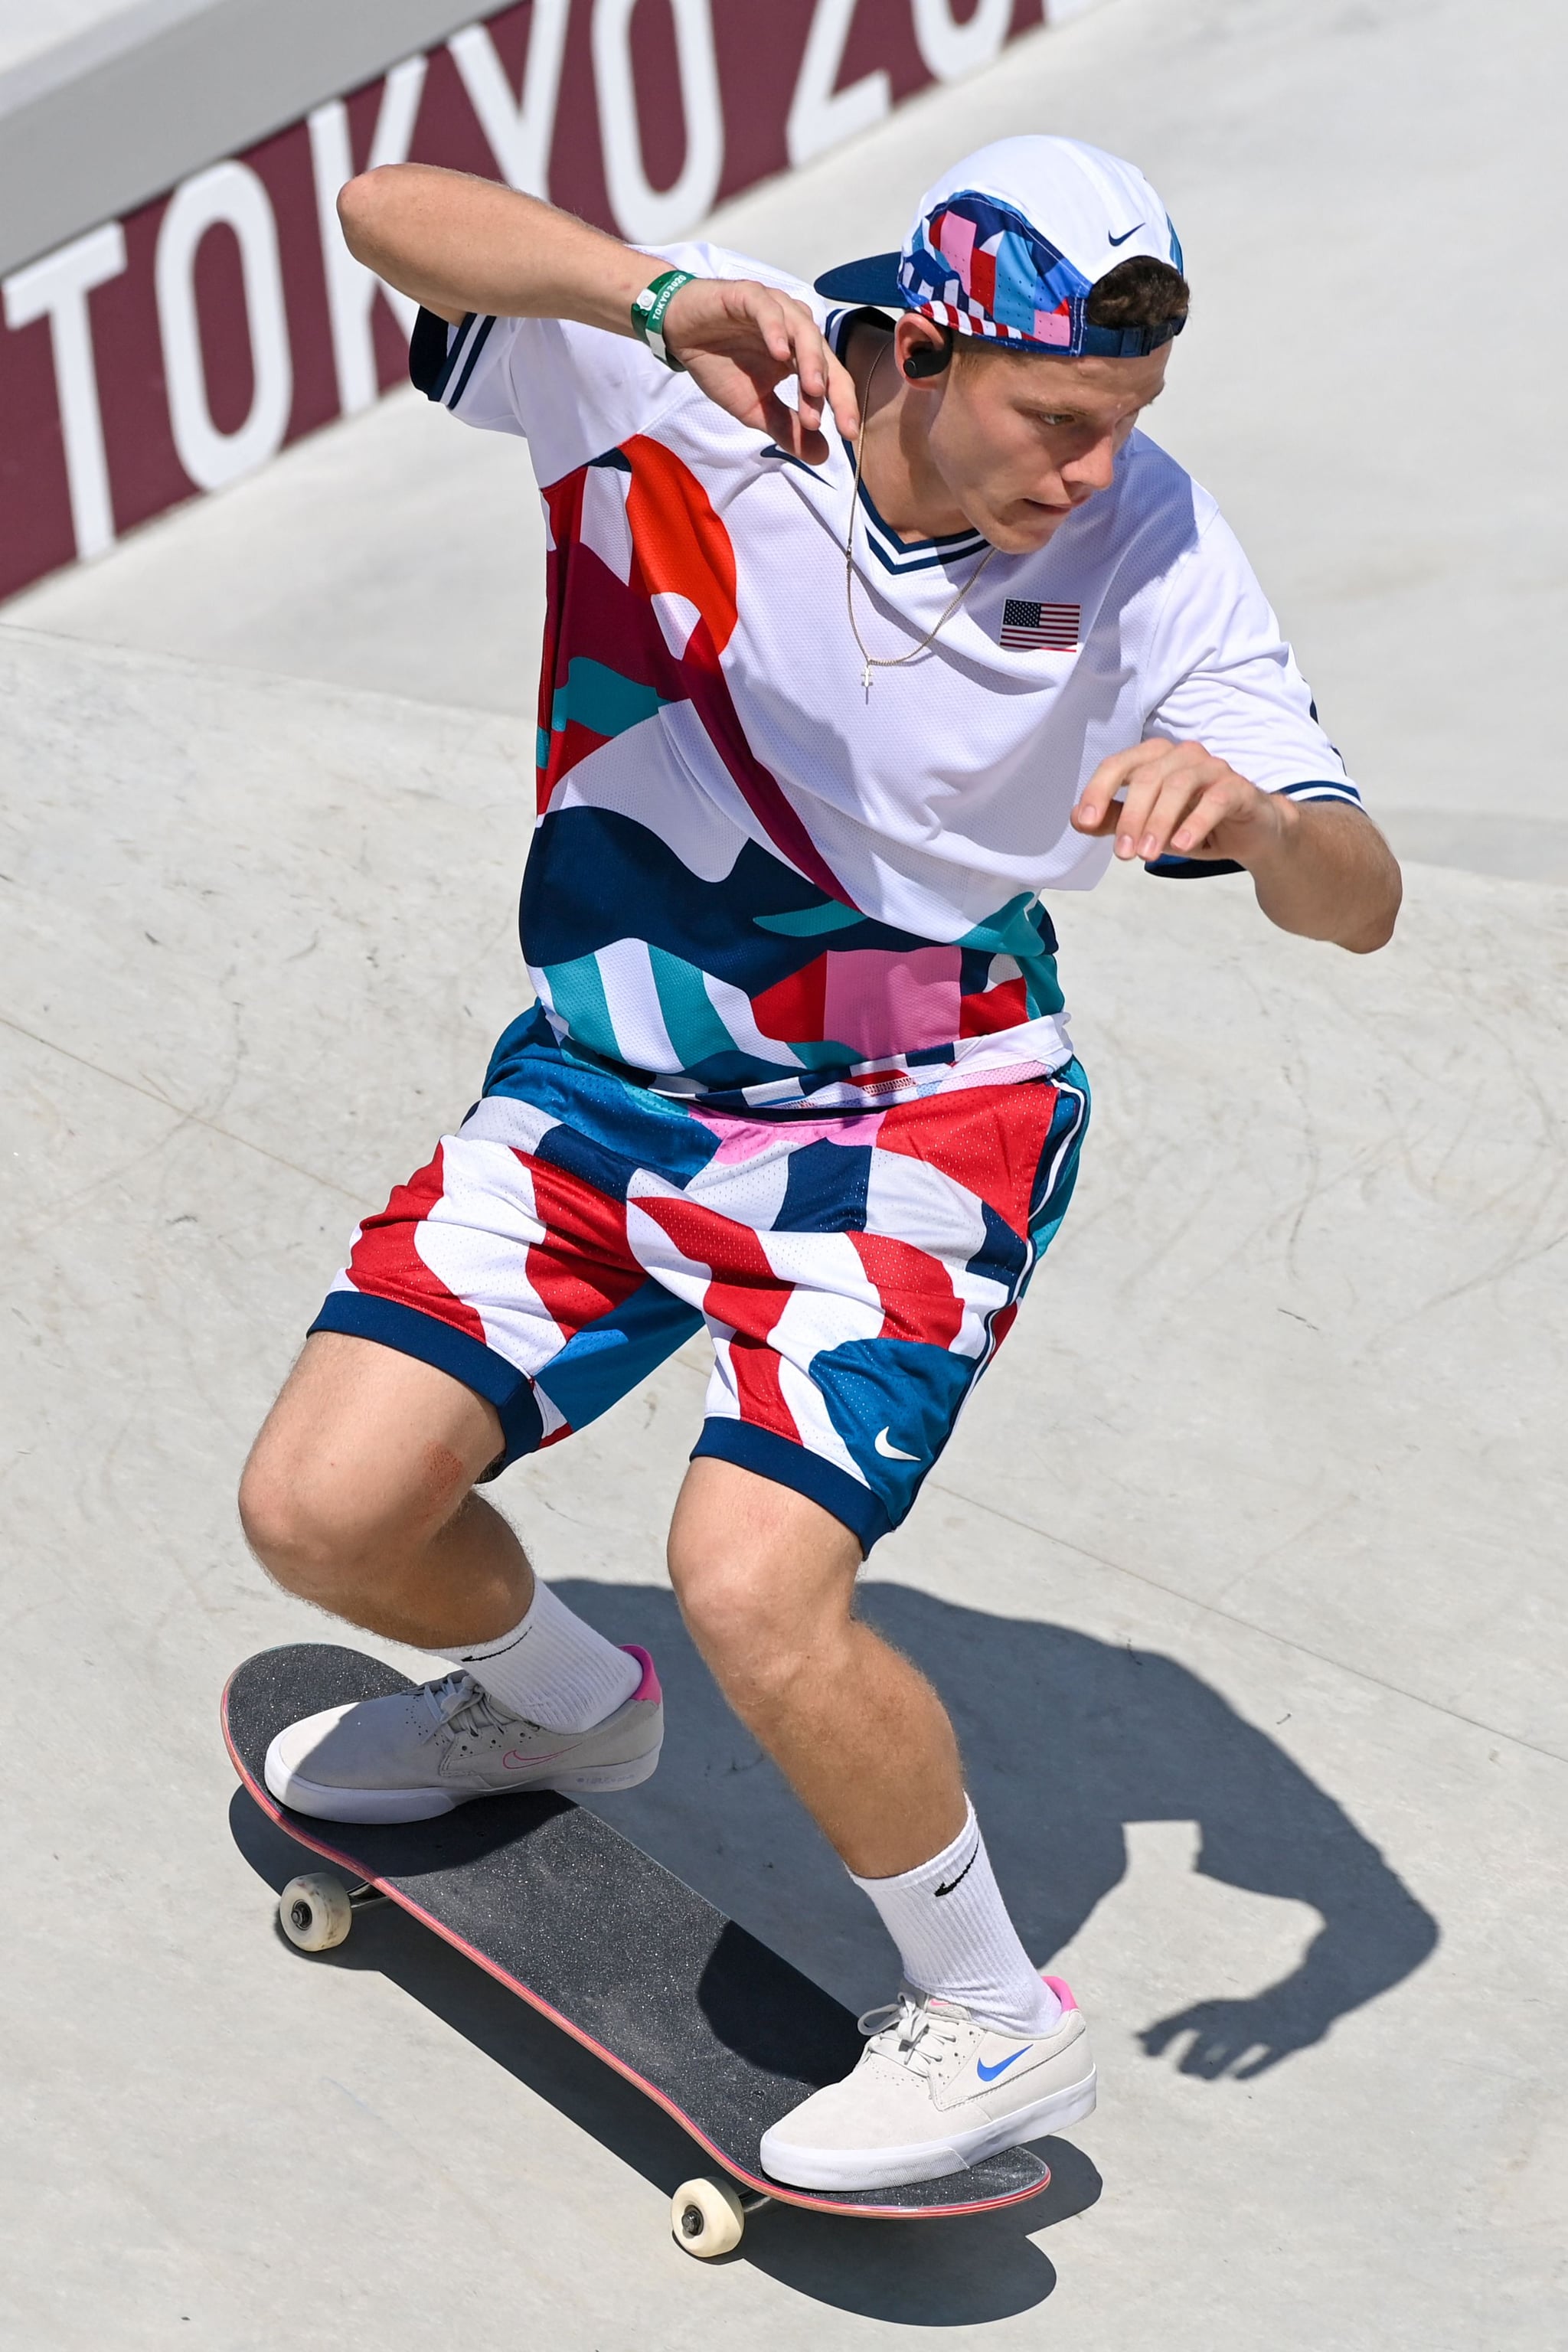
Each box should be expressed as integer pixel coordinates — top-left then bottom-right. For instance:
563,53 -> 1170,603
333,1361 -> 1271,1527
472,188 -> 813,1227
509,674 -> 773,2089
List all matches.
417,243 -> 1361,1112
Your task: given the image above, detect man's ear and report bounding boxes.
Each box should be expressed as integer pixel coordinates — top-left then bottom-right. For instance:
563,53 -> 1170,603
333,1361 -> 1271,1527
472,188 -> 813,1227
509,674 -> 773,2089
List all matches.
897,316 -> 952,381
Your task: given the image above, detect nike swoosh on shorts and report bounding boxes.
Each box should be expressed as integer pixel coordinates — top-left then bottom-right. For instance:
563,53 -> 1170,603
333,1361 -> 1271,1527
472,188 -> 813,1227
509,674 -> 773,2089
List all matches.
874,1428 -> 920,1461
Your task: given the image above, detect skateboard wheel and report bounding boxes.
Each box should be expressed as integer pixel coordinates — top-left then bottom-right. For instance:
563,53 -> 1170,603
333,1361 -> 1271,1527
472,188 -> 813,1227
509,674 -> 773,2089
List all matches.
671,2177 -> 745,2259
279,1873 -> 354,1953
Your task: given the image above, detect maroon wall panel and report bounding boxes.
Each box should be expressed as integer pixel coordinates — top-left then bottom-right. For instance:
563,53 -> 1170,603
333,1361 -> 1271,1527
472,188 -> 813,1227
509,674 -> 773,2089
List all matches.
0,0 -> 1050,601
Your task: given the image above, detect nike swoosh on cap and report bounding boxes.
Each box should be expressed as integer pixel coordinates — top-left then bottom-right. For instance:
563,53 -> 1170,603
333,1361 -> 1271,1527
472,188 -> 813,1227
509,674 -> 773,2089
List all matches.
1107,223 -> 1143,246
874,1427 -> 920,1462
976,2047 -> 1029,2082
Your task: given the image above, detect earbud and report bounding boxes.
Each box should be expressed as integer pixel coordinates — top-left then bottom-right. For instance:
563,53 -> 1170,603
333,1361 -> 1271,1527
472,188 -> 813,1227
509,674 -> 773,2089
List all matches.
902,332 -> 952,381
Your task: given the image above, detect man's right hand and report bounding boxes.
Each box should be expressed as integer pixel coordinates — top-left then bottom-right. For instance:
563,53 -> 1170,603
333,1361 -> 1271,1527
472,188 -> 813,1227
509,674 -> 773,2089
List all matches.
662,276 -> 861,465
338,165 -> 860,468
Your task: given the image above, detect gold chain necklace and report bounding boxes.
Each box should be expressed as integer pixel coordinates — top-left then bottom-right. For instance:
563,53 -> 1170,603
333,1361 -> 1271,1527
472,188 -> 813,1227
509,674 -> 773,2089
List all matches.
844,342 -> 997,699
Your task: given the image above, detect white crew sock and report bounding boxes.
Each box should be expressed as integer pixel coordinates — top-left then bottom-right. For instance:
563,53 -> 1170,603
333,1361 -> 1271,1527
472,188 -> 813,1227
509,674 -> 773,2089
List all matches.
433,1577 -> 641,1733
850,1801 -> 1062,2038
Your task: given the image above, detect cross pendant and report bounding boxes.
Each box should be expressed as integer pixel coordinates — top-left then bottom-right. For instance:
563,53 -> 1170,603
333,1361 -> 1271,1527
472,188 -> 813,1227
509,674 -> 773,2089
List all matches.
861,659 -> 874,700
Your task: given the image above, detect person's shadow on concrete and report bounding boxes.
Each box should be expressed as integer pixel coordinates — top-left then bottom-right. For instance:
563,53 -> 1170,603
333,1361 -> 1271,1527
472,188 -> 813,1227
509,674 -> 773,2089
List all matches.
558,1579 -> 1439,2082
229,1578 -> 1436,2322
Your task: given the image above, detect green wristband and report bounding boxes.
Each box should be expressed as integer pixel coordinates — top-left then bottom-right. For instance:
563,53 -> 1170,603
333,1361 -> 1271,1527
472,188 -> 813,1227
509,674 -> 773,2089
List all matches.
630,268 -> 695,371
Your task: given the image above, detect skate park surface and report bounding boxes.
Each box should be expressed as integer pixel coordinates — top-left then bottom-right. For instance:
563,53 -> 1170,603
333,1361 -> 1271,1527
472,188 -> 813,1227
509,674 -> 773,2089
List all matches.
3,0 -> 1565,2342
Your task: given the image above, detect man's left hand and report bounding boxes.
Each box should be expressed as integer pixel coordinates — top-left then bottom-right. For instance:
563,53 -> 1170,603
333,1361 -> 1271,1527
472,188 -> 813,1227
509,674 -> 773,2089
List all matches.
1070,736 -> 1401,952
1070,737 -> 1279,867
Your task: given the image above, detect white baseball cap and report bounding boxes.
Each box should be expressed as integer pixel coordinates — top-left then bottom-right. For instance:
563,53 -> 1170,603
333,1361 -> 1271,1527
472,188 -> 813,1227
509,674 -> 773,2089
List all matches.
816,136 -> 1185,358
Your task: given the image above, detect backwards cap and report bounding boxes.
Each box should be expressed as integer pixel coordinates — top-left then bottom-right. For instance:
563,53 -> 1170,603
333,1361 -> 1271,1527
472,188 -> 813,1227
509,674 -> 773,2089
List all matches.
816,135 -> 1185,359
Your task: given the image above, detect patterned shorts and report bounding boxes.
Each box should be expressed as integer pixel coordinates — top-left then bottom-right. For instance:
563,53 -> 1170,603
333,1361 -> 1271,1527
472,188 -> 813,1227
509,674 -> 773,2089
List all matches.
312,1024 -> 1089,1551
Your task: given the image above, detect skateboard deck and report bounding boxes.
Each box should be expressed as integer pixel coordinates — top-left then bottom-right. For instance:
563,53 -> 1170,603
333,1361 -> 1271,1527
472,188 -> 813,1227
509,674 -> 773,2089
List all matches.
224,1643 -> 1052,2242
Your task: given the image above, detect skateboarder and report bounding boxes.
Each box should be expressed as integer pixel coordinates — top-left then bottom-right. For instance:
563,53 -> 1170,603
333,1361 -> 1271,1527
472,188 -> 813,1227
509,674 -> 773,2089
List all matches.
240,136 -> 1400,2190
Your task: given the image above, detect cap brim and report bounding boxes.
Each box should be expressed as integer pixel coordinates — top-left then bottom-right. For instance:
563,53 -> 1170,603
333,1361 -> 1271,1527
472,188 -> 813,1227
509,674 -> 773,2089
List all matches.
813,253 -> 904,307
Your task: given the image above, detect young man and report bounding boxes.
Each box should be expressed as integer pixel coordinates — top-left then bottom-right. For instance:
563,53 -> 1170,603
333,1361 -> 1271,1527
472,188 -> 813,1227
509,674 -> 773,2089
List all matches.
240,137 -> 1400,2191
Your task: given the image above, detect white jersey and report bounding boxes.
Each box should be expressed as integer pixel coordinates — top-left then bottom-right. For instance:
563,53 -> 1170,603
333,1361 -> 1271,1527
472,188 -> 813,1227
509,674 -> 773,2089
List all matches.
419,242 -> 1361,1109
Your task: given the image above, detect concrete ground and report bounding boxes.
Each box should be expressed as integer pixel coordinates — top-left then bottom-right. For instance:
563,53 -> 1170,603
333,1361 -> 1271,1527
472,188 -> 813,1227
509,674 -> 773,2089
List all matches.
3,0 -> 1566,2344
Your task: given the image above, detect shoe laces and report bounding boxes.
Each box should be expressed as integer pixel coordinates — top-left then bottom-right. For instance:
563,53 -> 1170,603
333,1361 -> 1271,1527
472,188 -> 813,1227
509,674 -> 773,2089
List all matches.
855,1991 -> 967,2081
420,1671 -> 524,1743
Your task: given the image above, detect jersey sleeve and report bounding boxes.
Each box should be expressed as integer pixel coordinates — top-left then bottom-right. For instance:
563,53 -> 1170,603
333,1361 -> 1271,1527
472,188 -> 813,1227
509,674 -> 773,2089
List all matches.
407,241 -> 817,487
1138,506 -> 1363,878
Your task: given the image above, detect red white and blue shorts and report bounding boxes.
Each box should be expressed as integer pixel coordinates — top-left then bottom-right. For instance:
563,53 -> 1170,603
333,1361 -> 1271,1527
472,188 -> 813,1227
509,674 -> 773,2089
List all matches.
312,1020 -> 1089,1552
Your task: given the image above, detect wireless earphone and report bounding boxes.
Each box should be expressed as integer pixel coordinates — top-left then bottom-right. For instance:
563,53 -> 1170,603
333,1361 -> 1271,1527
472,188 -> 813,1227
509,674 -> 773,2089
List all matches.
902,330 -> 953,380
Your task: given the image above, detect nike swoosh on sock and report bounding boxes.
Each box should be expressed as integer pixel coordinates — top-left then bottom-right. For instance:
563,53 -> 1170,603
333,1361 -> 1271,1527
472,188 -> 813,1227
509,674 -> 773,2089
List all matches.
934,1844 -> 979,1898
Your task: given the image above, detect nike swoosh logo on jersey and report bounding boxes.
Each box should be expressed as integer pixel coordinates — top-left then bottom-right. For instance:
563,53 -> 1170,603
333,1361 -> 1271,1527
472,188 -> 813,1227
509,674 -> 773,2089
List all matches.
760,442 -> 818,475
976,2047 -> 1029,2082
934,1844 -> 979,1897
1107,224 -> 1143,246
874,1427 -> 920,1461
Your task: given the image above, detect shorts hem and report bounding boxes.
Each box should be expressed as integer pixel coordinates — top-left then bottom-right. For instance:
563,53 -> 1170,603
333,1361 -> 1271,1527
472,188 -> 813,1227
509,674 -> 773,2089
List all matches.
309,1292 -> 544,1468
691,1420 -> 892,1554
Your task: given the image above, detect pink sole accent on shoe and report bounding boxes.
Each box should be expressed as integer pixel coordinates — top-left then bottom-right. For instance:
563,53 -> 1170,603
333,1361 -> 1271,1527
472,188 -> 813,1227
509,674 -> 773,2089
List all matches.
622,1644 -> 662,1704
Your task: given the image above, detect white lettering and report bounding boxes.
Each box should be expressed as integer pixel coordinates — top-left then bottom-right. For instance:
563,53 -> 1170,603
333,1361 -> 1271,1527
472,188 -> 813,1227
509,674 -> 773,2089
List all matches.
308,54 -> 427,417
912,0 -> 1012,83
592,0 -> 724,244
3,224 -> 128,560
449,3 -> 570,197
786,0 -> 890,168
155,161 -> 293,492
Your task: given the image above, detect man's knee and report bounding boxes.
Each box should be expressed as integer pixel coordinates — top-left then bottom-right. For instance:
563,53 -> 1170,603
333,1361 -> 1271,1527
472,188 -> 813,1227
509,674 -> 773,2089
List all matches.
237,1425 -> 383,1602
668,1471 -> 858,1704
237,1333 -> 491,1604
671,1544 -> 776,1666
238,1411 -> 462,1607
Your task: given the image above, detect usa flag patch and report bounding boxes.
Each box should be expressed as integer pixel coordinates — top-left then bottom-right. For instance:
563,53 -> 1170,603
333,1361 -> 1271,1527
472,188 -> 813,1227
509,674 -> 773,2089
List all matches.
1000,599 -> 1080,651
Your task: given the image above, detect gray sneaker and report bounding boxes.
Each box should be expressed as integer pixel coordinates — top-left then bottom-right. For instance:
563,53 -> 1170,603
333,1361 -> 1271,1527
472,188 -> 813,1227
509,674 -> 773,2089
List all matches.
263,1645 -> 663,1823
759,1975 -> 1096,2191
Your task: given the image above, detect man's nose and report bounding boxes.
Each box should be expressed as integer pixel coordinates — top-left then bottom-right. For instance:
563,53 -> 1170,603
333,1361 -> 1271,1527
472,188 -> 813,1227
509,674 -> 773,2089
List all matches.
1062,433 -> 1119,494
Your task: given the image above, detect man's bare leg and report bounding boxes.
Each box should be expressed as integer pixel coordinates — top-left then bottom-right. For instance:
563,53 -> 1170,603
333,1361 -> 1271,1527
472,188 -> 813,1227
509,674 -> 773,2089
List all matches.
240,1331 -> 532,1647
240,1334 -> 654,1810
247,1361 -> 1054,2047
668,1456 -> 965,1877
669,1456 -> 1060,2053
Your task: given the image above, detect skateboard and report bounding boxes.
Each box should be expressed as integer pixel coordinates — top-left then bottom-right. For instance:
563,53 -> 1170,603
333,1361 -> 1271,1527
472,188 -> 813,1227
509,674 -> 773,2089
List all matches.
224,1642 -> 1053,2256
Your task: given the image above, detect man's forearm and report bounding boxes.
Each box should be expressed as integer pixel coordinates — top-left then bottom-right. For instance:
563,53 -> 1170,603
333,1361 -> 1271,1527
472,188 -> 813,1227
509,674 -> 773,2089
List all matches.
338,164 -> 648,332
339,164 -> 856,464
1242,799 -> 1401,953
